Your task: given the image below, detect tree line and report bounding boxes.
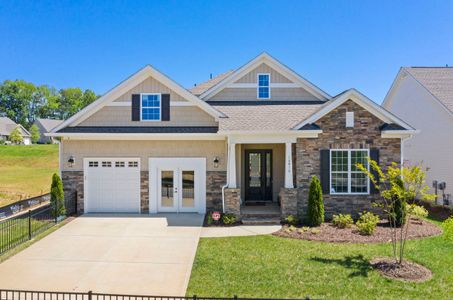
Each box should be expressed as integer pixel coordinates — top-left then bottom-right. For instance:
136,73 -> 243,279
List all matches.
0,79 -> 98,129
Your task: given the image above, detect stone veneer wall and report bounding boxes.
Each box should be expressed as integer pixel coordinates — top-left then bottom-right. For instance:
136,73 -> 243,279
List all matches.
206,171 -> 226,211
224,188 -> 241,217
140,171 -> 149,213
279,188 -> 298,217
61,171 -> 84,215
295,100 -> 401,219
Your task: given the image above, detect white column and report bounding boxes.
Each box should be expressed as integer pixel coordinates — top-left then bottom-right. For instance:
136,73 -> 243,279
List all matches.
284,142 -> 294,188
228,142 -> 237,188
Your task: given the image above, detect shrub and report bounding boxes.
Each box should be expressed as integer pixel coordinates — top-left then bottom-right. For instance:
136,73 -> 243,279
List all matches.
222,213 -> 237,225
9,126 -> 23,144
306,176 -> 324,226
406,204 -> 428,220
390,177 -> 406,227
332,214 -> 354,228
207,213 -> 214,225
284,215 -> 299,226
30,124 -> 40,143
356,211 -> 380,235
311,228 -> 321,235
443,217 -> 453,243
50,173 -> 66,217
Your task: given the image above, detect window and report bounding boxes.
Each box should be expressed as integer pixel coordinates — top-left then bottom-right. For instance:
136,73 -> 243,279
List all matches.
88,161 -> 98,167
102,161 -> 112,168
115,161 -> 125,168
141,94 -> 161,121
330,149 -> 369,194
257,73 -> 270,99
346,111 -> 354,127
128,161 -> 138,168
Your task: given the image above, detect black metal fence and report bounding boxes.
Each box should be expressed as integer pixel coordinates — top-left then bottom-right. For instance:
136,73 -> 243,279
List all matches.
0,290 -> 310,300
0,205 -> 60,254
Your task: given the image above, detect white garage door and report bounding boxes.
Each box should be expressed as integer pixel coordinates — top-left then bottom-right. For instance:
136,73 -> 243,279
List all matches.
84,158 -> 141,213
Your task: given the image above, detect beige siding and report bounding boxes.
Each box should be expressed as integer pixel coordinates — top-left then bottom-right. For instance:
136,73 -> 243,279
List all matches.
209,87 -> 317,101
61,139 -> 227,172
114,77 -> 187,102
235,63 -> 292,83
79,106 -> 217,127
236,143 -> 285,202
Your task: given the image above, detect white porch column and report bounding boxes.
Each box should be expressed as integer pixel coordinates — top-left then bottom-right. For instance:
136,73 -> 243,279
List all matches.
228,142 -> 237,188
284,142 -> 294,188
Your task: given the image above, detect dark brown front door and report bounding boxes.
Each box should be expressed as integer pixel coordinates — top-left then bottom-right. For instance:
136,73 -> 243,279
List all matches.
245,150 -> 272,202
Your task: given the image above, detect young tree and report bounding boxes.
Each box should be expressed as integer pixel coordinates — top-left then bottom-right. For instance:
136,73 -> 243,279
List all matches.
9,126 -> 23,144
30,124 -> 40,143
306,176 -> 324,226
357,161 -> 435,264
50,173 -> 66,217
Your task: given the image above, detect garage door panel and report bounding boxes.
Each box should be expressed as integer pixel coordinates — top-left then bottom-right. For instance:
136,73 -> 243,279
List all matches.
85,158 -> 140,213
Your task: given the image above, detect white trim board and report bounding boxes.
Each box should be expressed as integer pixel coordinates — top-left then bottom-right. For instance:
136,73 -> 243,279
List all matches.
107,101 -> 195,107
51,65 -> 225,133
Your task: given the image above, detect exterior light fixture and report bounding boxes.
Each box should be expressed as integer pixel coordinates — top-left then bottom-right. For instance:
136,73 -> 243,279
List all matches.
68,156 -> 75,167
213,156 -> 220,168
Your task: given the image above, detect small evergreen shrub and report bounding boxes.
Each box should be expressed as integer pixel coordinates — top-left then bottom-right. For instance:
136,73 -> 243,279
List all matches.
306,176 -> 324,226
406,204 -> 428,221
207,213 -> 214,225
443,217 -> 453,243
332,214 -> 354,228
222,213 -> 237,225
390,177 -> 406,227
310,228 -> 321,235
284,215 -> 299,226
50,173 -> 66,217
356,211 -> 379,235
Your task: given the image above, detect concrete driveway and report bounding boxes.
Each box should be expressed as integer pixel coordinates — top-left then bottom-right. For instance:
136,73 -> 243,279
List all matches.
0,214 -> 203,296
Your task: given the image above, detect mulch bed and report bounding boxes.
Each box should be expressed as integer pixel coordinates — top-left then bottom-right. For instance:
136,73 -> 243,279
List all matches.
273,218 -> 442,243
371,257 -> 432,282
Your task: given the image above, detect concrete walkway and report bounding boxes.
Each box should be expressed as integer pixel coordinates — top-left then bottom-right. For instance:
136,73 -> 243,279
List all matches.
0,214 -> 203,296
201,224 -> 281,238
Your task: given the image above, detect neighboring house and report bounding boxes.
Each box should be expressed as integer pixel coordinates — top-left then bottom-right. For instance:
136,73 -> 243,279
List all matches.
383,67 -> 453,205
33,118 -> 63,144
0,117 -> 31,145
48,53 -> 415,219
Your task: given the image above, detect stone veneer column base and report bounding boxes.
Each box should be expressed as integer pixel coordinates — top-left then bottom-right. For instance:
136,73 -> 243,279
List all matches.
206,171 -> 227,211
61,171 -> 84,215
279,188 -> 298,217
224,188 -> 241,217
140,171 -> 149,214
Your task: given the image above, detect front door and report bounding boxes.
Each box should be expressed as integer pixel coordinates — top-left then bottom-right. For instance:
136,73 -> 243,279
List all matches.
245,150 -> 273,202
149,158 -> 206,213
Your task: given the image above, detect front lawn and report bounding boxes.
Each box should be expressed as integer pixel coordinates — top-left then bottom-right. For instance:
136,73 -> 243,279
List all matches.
187,220 -> 452,299
0,144 -> 59,206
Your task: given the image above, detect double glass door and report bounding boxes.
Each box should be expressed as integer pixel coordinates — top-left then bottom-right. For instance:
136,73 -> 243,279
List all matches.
158,168 -> 196,212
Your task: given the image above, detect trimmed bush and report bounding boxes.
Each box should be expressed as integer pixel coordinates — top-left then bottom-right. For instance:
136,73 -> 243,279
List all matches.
222,213 -> 237,225
50,173 -> 66,217
356,211 -> 379,235
443,217 -> 453,243
332,214 -> 354,229
306,176 -> 324,226
284,215 -> 299,226
406,204 -> 428,220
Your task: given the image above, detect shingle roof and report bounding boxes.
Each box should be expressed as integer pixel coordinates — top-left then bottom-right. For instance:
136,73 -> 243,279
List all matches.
57,126 -> 219,134
405,67 -> 453,113
35,118 -> 63,132
188,71 -> 234,96
0,117 -> 31,136
211,102 -> 324,131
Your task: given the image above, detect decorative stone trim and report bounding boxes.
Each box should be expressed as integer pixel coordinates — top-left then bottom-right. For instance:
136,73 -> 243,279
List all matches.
224,188 -> 241,217
61,171 -> 84,215
140,171 -> 149,214
279,187 -> 298,217
206,171 -> 226,211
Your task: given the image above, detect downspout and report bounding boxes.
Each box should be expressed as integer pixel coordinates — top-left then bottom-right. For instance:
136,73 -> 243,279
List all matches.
221,139 -> 230,213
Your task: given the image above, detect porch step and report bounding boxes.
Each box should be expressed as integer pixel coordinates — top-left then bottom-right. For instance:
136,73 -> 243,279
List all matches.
241,217 -> 281,225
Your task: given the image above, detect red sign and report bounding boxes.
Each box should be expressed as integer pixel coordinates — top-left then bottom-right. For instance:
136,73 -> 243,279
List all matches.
212,211 -> 221,221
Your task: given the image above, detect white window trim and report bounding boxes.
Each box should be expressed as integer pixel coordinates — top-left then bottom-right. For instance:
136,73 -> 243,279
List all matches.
346,111 -> 354,128
140,93 -> 162,122
329,149 -> 370,195
257,73 -> 271,99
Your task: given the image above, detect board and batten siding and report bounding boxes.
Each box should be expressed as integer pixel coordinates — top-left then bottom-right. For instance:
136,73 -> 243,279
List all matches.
234,63 -> 292,83
114,77 -> 187,102
209,87 -> 317,101
384,75 -> 453,201
61,140 -> 227,172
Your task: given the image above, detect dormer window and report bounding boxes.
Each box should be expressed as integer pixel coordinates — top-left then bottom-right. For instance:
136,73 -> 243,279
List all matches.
141,93 -> 161,121
257,73 -> 270,99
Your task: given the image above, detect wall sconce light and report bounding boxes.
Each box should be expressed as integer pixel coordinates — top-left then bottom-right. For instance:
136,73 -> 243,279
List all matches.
68,156 -> 75,168
213,156 -> 220,168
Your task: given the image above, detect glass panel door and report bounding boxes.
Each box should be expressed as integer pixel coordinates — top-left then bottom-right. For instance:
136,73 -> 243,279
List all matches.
181,170 -> 195,209
160,170 -> 175,209
245,150 -> 273,202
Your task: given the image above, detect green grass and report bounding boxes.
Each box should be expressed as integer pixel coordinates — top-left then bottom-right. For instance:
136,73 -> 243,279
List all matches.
187,220 -> 453,299
0,144 -> 59,207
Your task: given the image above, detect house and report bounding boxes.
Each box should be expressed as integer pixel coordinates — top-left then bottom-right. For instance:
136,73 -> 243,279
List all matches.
48,53 -> 415,219
0,117 -> 31,145
383,67 -> 453,205
33,118 -> 63,144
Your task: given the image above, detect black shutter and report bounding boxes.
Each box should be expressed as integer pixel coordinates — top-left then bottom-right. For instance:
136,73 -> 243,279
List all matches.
161,94 -> 170,121
369,148 -> 380,194
320,149 -> 330,194
131,94 -> 140,121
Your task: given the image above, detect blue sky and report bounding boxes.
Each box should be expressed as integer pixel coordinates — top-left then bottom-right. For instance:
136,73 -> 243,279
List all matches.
1,0 -> 452,103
